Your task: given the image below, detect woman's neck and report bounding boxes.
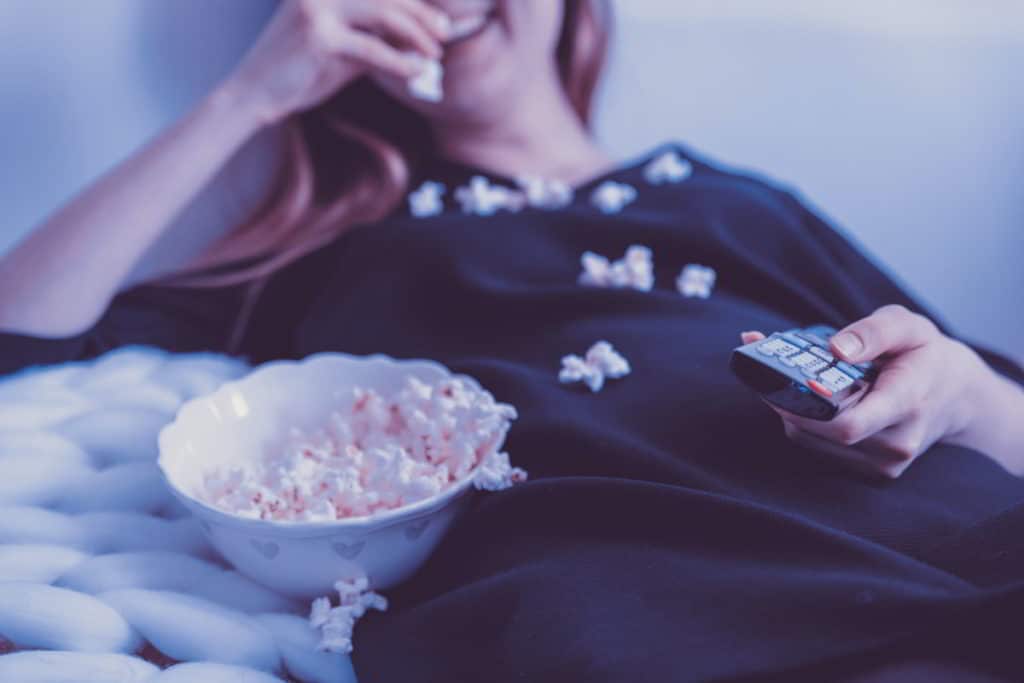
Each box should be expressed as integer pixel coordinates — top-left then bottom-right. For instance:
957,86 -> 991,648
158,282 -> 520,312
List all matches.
429,74 -> 613,188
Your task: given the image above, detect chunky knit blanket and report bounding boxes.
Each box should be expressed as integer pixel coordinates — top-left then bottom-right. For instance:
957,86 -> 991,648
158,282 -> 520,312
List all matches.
0,346 -> 357,683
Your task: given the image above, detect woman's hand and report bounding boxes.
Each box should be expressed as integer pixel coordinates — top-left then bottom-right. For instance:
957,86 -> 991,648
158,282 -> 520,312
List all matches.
742,305 -> 1024,478
224,0 -> 451,128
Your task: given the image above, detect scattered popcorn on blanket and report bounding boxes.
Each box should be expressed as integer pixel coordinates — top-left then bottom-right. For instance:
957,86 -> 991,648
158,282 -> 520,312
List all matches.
676,264 -> 717,299
309,596 -> 332,629
643,150 -> 693,185
455,176 -> 527,216
408,181 -> 446,218
559,341 -> 631,393
407,55 -> 444,103
590,180 -> 637,214
515,174 -> 574,210
578,244 -> 654,291
200,376 -> 523,522
309,577 -> 388,655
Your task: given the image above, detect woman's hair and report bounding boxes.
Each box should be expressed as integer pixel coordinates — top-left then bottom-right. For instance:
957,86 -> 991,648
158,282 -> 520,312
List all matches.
161,0 -> 612,294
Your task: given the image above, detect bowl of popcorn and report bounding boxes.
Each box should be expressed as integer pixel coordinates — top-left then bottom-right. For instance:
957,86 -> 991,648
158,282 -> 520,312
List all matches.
157,353 -> 524,601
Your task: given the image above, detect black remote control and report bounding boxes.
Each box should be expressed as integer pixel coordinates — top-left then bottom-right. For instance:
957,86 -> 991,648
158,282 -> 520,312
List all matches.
729,325 -> 878,421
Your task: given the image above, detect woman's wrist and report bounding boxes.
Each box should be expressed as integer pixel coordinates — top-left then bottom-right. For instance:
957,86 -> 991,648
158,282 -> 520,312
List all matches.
206,78 -> 277,140
947,362 -> 1024,474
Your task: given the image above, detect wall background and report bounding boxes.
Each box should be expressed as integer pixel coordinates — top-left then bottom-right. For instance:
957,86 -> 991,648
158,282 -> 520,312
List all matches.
0,1 -> 1020,361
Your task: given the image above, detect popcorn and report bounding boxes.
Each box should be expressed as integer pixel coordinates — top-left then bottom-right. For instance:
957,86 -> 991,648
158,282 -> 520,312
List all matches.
407,56 -> 444,103
408,181 -> 446,218
309,577 -> 388,655
515,174 -> 574,210
473,450 -> 527,491
590,180 -> 637,214
199,376 -> 523,522
559,341 -> 631,393
643,150 -> 692,185
455,176 -> 526,216
578,245 -> 654,291
585,340 -> 631,378
676,264 -> 717,299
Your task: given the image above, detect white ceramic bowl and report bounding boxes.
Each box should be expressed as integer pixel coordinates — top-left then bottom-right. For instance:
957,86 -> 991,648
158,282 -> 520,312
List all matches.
157,353 -> 500,600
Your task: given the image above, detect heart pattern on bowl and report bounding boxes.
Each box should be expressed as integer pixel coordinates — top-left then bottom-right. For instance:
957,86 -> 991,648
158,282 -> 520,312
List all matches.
404,519 -> 430,540
332,540 -> 366,560
250,538 -> 280,560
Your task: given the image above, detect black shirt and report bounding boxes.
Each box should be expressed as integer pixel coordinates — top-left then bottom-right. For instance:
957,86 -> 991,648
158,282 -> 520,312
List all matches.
4,143 -> 1024,681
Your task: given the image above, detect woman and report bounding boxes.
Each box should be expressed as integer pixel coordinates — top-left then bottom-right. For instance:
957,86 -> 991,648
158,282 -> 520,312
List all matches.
1,0 -> 1023,679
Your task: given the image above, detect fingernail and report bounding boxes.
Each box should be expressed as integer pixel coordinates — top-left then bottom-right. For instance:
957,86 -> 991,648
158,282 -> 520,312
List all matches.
832,332 -> 863,359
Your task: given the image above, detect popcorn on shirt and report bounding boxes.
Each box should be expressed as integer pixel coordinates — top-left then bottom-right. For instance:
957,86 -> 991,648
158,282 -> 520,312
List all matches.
677,264 -> 717,299
644,150 -> 692,185
590,180 -> 637,214
559,341 -> 631,393
455,176 -> 527,216
578,245 -> 654,291
408,181 -> 446,218
516,174 -> 574,210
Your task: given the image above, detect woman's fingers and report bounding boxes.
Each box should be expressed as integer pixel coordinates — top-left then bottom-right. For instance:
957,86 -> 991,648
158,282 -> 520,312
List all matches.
394,0 -> 453,42
740,331 -> 766,345
830,304 -> 937,364
782,420 -> 914,479
358,5 -> 445,59
331,30 -> 425,79
868,419 -> 933,465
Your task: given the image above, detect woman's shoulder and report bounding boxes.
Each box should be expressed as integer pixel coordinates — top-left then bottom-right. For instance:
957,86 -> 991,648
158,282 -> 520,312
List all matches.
616,141 -> 811,220
650,141 -> 800,197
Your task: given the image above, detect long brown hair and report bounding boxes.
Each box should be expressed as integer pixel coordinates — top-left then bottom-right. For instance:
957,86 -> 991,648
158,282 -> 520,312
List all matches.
162,0 -> 612,293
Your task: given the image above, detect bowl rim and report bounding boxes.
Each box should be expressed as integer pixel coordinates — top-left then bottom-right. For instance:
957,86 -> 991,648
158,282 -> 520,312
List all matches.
157,352 -> 499,535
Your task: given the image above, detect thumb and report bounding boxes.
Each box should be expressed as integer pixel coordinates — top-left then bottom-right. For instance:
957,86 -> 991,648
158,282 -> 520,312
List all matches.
830,305 -> 937,363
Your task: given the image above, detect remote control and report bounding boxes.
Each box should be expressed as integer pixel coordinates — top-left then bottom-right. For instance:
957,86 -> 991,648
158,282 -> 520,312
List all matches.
729,325 -> 878,421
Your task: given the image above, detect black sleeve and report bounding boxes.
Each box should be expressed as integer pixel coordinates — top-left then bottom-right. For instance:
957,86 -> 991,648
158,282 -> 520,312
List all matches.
780,189 -> 1024,387
0,282 -> 249,377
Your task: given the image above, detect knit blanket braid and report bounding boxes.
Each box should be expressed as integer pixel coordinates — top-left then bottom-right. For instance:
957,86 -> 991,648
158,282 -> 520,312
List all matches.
0,347 -> 357,683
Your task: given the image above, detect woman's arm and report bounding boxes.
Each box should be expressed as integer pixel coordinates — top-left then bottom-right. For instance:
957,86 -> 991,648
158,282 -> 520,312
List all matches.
0,0 -> 447,339
0,86 -> 264,337
946,356 -> 1024,475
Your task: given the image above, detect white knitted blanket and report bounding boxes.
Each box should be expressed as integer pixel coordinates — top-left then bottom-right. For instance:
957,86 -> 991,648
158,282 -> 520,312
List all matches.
0,347 -> 358,683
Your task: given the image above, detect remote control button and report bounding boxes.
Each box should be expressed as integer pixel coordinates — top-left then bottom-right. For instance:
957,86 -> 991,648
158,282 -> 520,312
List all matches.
806,380 -> 833,398
774,341 -> 801,357
756,338 -> 801,357
809,346 -> 834,363
835,361 -> 864,380
781,333 -> 811,349
799,358 -> 830,376
788,352 -> 824,370
818,367 -> 855,393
